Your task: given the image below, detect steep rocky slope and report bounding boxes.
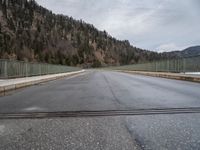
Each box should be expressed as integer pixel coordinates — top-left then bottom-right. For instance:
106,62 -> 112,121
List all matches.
0,0 -> 167,67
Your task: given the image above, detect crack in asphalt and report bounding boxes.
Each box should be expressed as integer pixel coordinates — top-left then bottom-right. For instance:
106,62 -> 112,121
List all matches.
124,122 -> 144,150
102,73 -> 123,107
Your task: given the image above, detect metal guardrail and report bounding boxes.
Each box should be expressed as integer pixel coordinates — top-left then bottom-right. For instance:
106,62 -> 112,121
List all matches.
0,59 -> 81,79
109,55 -> 200,73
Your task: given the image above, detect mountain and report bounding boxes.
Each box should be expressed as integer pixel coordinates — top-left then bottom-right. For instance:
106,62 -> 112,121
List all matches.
0,0 -> 168,67
162,46 -> 200,58
181,46 -> 200,57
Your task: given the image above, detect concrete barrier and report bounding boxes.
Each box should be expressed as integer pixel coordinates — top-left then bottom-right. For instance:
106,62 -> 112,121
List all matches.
0,86 -> 4,93
117,70 -> 200,83
0,70 -> 85,93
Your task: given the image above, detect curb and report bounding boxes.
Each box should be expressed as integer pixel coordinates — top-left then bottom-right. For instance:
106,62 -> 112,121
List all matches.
0,70 -> 85,93
117,70 -> 200,83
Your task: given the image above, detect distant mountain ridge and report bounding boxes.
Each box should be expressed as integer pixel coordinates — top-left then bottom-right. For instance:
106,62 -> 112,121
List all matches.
0,0 -> 169,67
181,46 -> 200,57
163,46 -> 200,58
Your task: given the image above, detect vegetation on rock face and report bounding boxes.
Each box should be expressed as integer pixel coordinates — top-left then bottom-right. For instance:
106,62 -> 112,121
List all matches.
0,0 -> 169,67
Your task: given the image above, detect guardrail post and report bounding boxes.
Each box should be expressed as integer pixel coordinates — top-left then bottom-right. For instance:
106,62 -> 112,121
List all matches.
177,59 -> 179,73
183,58 -> 186,73
155,62 -> 157,72
167,60 -> 170,72
25,63 -> 28,77
39,64 -> 41,75
4,61 -> 8,78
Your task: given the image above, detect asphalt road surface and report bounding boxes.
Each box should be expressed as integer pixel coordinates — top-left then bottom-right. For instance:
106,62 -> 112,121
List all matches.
0,70 -> 200,150
0,70 -> 200,113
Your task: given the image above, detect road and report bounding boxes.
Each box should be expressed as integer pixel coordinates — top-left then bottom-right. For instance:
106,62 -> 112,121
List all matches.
0,70 -> 200,113
0,70 -> 200,150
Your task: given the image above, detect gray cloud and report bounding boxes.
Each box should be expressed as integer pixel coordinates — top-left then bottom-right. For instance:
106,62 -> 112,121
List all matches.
36,0 -> 200,52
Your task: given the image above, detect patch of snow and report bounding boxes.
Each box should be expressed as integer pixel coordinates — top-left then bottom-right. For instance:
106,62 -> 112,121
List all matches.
184,72 -> 200,75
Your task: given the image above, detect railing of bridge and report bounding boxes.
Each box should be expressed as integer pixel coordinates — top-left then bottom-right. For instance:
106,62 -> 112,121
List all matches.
109,55 -> 200,73
0,59 -> 81,79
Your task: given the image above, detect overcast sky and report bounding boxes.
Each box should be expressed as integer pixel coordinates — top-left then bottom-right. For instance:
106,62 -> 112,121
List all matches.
35,0 -> 200,52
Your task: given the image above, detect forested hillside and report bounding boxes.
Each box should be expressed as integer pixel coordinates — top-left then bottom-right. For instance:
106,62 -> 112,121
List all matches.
0,0 -> 168,67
